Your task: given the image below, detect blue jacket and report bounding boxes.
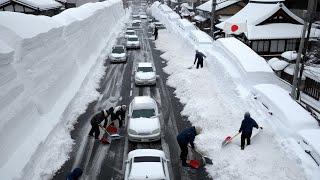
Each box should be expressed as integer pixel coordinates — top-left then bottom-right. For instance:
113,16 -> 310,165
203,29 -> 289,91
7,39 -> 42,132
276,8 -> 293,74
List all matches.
239,117 -> 259,135
177,126 -> 196,147
66,168 -> 83,180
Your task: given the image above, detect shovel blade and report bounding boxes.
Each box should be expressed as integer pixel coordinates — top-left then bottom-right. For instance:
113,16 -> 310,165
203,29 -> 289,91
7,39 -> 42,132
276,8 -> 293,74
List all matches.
188,160 -> 200,169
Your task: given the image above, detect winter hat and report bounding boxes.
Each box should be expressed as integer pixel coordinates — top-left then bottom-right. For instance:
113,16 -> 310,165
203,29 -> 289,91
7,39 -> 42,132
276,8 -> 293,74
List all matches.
244,112 -> 250,118
121,105 -> 127,111
195,126 -> 202,135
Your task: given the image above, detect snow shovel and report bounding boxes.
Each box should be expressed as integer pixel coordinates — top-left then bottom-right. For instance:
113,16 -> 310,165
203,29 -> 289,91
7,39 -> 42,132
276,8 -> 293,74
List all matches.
99,125 -> 122,142
221,132 -> 240,147
188,146 -> 213,165
187,64 -> 194,69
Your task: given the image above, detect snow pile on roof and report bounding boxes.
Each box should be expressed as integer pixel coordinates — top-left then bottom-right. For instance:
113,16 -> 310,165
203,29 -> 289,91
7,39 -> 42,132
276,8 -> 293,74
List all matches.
0,0 -> 62,10
217,37 -> 273,73
194,15 -> 207,22
197,0 -> 241,12
214,1 -> 319,40
268,57 -> 289,71
0,0 -> 127,179
281,51 -> 298,61
167,12 -> 180,20
160,4 -> 173,13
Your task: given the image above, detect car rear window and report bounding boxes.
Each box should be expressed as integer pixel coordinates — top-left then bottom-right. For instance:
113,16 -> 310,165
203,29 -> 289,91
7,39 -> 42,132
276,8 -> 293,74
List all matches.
132,23 -> 140,27
112,47 -> 124,53
134,156 -> 160,162
128,37 -> 138,41
137,67 -> 153,72
132,109 -> 155,118
126,31 -> 135,35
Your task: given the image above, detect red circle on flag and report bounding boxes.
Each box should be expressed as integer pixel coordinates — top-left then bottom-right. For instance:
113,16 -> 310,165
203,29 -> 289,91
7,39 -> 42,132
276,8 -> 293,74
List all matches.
231,25 -> 239,32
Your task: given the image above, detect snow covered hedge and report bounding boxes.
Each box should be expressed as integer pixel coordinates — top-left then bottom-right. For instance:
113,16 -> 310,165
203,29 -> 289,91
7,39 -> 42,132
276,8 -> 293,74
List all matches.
0,0 -> 126,179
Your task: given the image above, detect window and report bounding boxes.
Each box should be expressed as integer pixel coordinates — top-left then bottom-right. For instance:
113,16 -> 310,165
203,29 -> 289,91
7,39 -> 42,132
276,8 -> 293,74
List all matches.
278,40 -> 285,52
134,156 -> 161,162
286,39 -> 297,51
270,40 -> 278,52
252,41 -> 258,52
258,41 -> 264,52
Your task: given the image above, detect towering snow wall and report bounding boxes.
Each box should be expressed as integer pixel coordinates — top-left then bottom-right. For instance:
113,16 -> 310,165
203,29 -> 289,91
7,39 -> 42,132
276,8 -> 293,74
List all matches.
0,0 -> 125,179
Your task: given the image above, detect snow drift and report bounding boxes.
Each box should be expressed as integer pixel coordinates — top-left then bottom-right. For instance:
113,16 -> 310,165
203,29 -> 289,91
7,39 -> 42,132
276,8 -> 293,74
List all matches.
0,0 -> 126,179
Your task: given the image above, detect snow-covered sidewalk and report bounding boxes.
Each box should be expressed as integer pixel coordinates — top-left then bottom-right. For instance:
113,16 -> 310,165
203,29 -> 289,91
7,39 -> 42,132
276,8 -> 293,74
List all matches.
155,30 -> 318,179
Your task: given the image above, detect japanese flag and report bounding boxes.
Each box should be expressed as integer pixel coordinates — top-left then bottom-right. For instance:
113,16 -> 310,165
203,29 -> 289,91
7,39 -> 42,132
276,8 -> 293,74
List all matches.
223,22 -> 247,35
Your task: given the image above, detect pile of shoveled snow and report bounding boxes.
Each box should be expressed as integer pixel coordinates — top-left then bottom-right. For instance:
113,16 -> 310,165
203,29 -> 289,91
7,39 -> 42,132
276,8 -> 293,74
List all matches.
0,1 -> 128,179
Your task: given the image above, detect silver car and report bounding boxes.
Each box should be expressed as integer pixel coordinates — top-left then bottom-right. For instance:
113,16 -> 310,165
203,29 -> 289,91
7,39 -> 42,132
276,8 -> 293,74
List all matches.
135,62 -> 156,85
109,45 -> 127,63
126,35 -> 140,49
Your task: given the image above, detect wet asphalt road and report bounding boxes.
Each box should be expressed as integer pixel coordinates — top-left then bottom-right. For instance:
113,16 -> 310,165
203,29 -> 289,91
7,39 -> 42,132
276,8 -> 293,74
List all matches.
53,1 -> 211,179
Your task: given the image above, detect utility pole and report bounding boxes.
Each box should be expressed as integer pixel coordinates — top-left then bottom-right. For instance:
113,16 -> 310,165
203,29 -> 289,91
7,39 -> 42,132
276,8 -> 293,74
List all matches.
210,0 -> 216,38
291,0 -> 316,100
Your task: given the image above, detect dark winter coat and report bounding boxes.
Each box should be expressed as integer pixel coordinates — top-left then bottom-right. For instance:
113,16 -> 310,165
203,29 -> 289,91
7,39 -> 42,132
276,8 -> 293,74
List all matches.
194,51 -> 206,64
90,111 -> 106,125
154,27 -> 158,35
177,126 -> 197,148
66,168 -> 83,180
239,117 -> 259,135
115,108 -> 126,121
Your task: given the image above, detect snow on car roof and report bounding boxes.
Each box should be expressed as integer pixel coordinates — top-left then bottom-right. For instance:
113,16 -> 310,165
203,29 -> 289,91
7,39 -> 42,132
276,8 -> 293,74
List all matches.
130,162 -> 166,179
138,62 -> 153,67
298,129 -> 320,155
217,37 -> 273,73
132,96 -> 156,109
197,0 -> 241,12
128,149 -> 166,159
126,30 -> 135,32
253,84 -> 317,131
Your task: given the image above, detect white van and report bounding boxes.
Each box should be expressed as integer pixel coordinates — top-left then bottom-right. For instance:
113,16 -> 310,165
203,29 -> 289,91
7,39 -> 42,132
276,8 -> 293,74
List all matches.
189,30 -> 213,50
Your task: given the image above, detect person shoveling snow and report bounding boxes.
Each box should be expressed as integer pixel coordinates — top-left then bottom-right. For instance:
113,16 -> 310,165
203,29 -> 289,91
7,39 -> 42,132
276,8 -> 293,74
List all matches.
177,126 -> 202,167
238,112 -> 263,150
193,49 -> 207,69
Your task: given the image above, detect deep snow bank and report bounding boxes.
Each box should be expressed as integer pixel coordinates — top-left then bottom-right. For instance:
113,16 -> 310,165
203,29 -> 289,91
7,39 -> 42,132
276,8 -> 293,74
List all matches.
150,2 -> 320,179
0,0 -> 125,179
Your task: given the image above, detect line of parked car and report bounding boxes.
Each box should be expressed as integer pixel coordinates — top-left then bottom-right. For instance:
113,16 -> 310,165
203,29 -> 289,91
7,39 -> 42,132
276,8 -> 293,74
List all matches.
108,8 -> 171,179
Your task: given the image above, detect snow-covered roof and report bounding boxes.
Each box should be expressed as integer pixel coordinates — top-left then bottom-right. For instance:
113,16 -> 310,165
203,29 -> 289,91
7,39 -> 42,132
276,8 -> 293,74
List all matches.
159,4 -> 173,13
217,37 -> 273,73
0,0 -> 62,10
268,57 -> 289,71
0,11 -> 62,39
0,40 -> 13,54
304,65 -> 320,82
246,23 -> 320,40
194,15 -> 207,22
217,2 -> 303,27
281,51 -> 299,61
283,64 -> 295,75
197,0 -> 241,12
215,1 -> 320,39
167,12 -> 180,20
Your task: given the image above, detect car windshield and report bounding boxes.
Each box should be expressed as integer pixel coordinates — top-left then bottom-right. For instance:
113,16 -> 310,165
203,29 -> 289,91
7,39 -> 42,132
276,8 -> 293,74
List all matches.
134,156 -> 160,162
132,23 -> 140,27
132,109 -> 155,118
126,31 -> 135,35
112,47 -> 124,53
137,67 -> 153,72
128,37 -> 138,41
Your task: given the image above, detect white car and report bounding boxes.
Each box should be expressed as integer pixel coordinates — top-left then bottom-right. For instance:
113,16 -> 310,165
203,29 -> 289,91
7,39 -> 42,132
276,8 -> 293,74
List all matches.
127,96 -> 161,142
109,45 -> 127,63
140,14 -> 147,19
135,62 -> 156,85
125,30 -> 136,38
125,149 -> 170,180
126,35 -> 140,49
132,14 -> 140,19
